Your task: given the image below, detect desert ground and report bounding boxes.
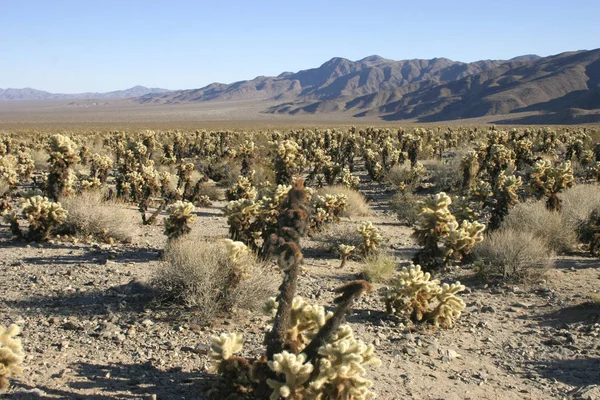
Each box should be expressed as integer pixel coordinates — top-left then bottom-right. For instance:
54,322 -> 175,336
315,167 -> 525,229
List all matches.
0,116 -> 599,400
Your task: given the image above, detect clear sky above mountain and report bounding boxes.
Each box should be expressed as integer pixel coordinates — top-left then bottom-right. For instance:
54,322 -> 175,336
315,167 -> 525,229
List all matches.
2,0 -> 599,93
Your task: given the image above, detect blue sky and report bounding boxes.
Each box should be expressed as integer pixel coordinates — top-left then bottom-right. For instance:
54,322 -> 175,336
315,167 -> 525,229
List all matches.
1,0 -> 599,93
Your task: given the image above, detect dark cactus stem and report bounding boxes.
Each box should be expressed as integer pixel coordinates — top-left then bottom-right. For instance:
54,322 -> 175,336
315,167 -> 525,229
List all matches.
303,280 -> 373,365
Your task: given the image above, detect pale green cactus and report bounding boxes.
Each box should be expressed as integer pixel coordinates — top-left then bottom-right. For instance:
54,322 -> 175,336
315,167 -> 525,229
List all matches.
0,324 -> 24,390
47,134 -> 80,200
412,192 -> 455,268
529,159 -> 574,211
357,221 -> 382,256
226,176 -> 257,201
274,140 -> 303,185
340,168 -> 360,190
338,244 -> 356,269
311,325 -> 380,399
384,265 -> 466,328
263,297 -> 333,347
164,200 -> 196,239
208,332 -> 244,373
267,351 -> 314,400
11,195 -> 68,241
431,282 -> 466,328
443,220 -> 485,263
223,199 -> 260,243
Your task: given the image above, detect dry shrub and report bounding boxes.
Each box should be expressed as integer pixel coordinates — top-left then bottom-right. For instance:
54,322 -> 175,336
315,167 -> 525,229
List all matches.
360,251 -> 397,283
501,201 -> 577,254
422,158 -> 462,191
152,236 -> 278,320
473,229 -> 555,282
561,184 -> 600,236
317,185 -> 371,218
30,149 -> 49,170
195,182 -> 223,201
59,191 -> 140,243
311,223 -> 363,253
386,163 -> 420,192
390,191 -> 421,226
0,179 -> 10,197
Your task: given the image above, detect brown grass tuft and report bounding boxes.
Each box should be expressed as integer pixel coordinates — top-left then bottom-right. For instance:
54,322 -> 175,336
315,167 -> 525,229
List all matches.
561,184 -> 600,236
473,229 -> 555,283
501,201 -> 577,254
151,236 -> 278,320
59,191 -> 140,243
360,251 -> 397,283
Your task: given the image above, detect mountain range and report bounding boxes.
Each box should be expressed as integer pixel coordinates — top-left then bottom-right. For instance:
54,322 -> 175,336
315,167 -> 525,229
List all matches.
3,49 -> 600,123
0,85 -> 170,101
137,49 -> 600,123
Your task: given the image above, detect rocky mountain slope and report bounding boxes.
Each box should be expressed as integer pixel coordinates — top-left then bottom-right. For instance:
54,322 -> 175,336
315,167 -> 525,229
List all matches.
270,49 -> 600,123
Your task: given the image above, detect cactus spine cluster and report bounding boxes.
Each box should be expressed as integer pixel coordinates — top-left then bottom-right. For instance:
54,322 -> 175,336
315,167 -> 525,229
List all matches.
0,324 -> 24,390
164,200 -> 196,239
384,265 -> 466,328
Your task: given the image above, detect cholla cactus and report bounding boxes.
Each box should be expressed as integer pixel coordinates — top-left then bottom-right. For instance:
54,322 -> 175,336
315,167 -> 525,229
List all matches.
224,239 -> 251,265
357,221 -> 382,257
412,192 -> 455,268
514,138 -> 533,165
311,325 -> 380,399
226,176 -> 257,201
384,265 -> 466,328
384,264 -> 440,321
11,195 -> 68,241
274,140 -> 302,185
197,195 -> 213,207
529,160 -> 574,211
224,239 -> 254,285
208,332 -> 244,374
460,151 -> 479,192
489,173 -> 522,230
0,324 -> 24,390
261,295 -> 379,400
432,283 -> 467,328
209,278 -> 379,399
80,177 -> 103,191
364,149 -> 384,181
89,153 -> 113,183
15,151 -> 35,180
340,168 -> 360,190
164,200 -> 196,239
0,156 -> 19,187
47,134 -> 80,200
267,351 -> 314,400
312,194 -> 347,231
263,297 -> 333,347
223,199 -> 260,243
486,144 -> 514,186
338,244 -> 355,269
443,220 -> 485,263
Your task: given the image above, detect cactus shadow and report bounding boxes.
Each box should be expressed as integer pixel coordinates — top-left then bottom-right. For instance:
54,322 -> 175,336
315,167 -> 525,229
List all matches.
524,357 -> 600,387
20,246 -> 160,266
344,308 -> 390,325
10,360 -> 219,399
553,257 -> 600,270
536,302 -> 600,327
4,281 -> 155,319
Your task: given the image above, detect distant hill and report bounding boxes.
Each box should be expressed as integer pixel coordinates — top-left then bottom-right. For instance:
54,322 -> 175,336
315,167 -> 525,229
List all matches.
137,56 -> 511,104
265,50 -> 600,123
6,50 -> 600,124
0,85 -> 170,101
